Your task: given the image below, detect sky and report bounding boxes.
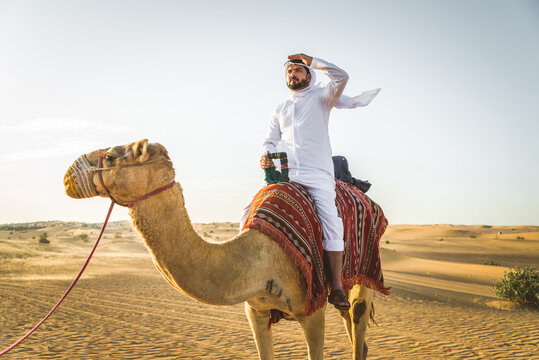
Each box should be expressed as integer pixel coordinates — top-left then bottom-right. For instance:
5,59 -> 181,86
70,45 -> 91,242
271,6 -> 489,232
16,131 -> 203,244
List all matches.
0,0 -> 538,225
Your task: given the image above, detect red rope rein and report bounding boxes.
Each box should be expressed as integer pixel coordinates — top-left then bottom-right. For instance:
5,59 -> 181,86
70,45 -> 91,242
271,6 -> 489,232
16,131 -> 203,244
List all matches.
0,201 -> 115,357
128,181 -> 175,208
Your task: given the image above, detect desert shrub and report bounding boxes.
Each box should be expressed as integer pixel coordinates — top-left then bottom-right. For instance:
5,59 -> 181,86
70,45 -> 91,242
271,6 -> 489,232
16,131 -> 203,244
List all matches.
516,236 -> 525,240
384,240 -> 390,244
470,234 -> 477,238
39,232 -> 50,244
439,238 -> 444,241
494,267 -> 538,306
78,234 -> 89,241
114,232 -> 122,239
483,258 -> 498,266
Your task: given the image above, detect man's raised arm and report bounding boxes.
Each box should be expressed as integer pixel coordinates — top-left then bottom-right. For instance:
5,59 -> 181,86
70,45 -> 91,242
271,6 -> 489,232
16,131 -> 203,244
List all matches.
311,57 -> 349,109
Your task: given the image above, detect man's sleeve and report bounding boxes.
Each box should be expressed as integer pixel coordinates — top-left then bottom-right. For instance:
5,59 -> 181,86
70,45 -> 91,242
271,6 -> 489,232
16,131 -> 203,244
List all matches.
334,89 -> 381,109
262,112 -> 281,154
311,57 -> 349,109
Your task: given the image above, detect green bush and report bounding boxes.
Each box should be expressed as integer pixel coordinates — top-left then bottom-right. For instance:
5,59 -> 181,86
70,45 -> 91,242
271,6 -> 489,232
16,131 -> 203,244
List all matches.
39,232 -> 50,244
78,234 -> 89,241
494,267 -> 538,306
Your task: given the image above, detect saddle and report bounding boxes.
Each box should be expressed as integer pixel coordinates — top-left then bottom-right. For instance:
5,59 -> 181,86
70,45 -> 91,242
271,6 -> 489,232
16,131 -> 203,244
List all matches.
242,180 -> 389,317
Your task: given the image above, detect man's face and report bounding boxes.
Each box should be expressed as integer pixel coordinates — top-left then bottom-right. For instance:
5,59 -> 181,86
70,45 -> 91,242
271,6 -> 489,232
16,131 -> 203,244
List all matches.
286,64 -> 311,91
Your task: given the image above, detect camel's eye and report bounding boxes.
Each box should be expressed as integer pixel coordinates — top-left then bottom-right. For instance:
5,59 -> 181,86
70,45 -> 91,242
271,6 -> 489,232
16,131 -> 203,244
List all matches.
105,154 -> 115,162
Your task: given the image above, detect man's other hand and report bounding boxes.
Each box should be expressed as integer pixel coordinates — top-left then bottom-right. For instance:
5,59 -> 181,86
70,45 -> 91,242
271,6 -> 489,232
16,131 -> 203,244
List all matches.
260,155 -> 273,169
288,53 -> 313,66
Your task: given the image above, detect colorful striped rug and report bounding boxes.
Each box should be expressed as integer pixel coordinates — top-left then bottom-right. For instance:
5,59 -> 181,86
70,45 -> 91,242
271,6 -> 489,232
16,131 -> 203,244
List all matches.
243,180 -> 389,316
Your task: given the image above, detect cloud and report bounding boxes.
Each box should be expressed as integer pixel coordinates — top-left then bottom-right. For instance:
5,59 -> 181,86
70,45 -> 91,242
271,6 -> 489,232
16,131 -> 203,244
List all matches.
0,148 -> 74,162
0,118 -> 138,162
0,118 -> 134,133
0,137 -> 101,162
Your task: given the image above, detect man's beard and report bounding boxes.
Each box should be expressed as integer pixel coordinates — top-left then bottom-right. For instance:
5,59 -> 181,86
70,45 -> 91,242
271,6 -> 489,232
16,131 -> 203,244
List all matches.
287,78 -> 309,90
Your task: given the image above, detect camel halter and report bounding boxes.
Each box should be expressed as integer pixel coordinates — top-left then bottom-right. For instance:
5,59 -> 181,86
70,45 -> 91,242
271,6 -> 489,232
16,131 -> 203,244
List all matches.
93,149 -> 176,208
0,151 -> 176,357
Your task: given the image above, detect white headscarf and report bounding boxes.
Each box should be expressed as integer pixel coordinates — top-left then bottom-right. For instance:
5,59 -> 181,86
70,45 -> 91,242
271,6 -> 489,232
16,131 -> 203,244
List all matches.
284,61 -> 380,108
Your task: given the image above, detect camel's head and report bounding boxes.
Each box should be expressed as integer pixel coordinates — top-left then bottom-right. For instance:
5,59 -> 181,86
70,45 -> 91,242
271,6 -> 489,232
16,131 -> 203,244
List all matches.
64,139 -> 174,206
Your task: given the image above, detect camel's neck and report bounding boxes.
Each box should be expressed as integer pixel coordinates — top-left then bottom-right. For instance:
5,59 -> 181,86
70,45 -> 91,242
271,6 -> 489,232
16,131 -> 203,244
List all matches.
129,183 -> 260,305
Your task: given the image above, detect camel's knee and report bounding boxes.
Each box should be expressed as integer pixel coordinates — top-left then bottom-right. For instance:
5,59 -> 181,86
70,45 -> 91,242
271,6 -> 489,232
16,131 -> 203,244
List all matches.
352,301 -> 367,324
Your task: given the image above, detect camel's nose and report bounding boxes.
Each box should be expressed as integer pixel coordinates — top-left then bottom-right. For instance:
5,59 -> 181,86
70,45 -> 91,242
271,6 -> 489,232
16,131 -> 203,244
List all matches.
63,155 -> 98,199
64,161 -> 83,198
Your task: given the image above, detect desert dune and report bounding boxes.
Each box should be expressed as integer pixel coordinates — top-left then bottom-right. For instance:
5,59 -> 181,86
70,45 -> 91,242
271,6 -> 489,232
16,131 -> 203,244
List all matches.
1,222 -> 537,359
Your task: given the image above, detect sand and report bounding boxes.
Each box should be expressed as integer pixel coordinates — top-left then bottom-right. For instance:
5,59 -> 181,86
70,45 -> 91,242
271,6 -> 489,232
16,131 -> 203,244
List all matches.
1,222 -> 537,359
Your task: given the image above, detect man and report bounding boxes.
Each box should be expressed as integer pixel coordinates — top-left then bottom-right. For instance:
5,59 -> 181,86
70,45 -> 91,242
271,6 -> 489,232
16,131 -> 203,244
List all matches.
259,53 -> 351,310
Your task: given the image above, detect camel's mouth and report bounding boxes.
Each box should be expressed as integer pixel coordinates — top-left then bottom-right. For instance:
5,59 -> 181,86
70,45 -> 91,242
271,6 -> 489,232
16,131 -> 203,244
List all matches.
64,154 -> 99,199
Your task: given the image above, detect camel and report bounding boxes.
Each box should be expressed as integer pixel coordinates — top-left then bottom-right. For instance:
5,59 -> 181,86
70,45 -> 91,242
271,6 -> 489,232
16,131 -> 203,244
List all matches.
63,139 -> 374,360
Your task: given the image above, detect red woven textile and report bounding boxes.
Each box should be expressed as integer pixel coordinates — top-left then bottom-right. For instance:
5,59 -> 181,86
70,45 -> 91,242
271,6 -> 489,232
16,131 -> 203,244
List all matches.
335,180 -> 390,294
243,180 -> 389,316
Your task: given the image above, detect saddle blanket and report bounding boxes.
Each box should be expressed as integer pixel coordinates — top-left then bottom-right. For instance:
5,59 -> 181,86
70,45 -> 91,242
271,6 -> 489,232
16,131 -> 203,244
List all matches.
242,180 -> 389,316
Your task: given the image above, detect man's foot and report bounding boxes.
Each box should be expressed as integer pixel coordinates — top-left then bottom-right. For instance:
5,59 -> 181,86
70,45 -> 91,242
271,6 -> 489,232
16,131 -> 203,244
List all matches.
328,289 -> 350,310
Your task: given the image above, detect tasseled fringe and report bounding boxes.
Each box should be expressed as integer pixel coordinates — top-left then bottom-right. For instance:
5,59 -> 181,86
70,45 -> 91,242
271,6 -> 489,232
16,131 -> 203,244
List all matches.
342,274 -> 391,296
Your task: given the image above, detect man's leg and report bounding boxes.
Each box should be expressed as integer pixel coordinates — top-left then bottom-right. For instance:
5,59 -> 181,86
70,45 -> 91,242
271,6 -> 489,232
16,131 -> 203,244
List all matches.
324,250 -> 349,310
326,250 -> 344,290
304,181 -> 349,310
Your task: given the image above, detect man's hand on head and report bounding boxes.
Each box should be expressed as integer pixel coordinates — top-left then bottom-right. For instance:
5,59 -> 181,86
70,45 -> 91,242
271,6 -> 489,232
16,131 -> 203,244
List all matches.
288,53 -> 313,67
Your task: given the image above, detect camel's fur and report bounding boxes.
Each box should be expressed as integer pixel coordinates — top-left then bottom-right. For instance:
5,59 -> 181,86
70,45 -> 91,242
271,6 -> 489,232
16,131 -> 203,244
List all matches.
64,139 -> 374,360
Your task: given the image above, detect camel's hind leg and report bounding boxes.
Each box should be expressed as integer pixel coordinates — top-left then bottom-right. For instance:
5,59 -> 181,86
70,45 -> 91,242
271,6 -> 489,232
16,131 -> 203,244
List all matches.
245,302 -> 274,360
297,304 -> 326,360
340,286 -> 374,360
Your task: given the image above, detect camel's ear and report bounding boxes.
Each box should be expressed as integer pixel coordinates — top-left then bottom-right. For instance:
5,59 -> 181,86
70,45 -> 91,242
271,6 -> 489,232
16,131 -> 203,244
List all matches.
132,139 -> 149,162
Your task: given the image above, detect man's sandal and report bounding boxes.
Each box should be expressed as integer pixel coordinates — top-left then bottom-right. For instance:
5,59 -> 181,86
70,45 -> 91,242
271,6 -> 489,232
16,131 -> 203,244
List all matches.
328,289 -> 351,310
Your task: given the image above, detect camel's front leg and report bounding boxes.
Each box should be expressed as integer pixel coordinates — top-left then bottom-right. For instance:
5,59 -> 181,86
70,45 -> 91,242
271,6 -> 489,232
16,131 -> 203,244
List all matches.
343,285 -> 373,360
245,302 -> 273,360
298,305 -> 326,360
